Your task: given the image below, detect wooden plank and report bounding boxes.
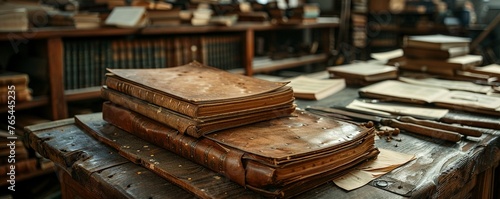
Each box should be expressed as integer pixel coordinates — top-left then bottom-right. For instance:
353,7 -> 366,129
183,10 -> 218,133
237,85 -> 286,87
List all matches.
25,120 -> 193,198
75,113 -> 261,199
46,38 -> 68,120
472,167 -> 494,199
244,29 -> 254,76
75,113 -> 403,199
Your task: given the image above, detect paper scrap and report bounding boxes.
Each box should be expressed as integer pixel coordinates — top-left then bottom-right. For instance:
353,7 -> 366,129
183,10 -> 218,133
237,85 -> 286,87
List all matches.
333,148 -> 416,191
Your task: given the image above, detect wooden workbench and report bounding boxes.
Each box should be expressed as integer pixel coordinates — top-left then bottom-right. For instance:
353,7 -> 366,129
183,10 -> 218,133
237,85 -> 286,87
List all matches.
25,87 -> 500,198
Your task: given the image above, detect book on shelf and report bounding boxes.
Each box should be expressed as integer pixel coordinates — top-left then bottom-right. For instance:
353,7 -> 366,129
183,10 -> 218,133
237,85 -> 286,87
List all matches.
0,8 -> 29,32
359,80 -> 500,116
102,61 -> 296,137
237,11 -> 268,22
285,76 -> 345,100
0,71 -> 32,103
209,15 -> 238,26
327,62 -> 398,85
402,46 -> 470,59
105,6 -> 148,28
147,8 -> 181,26
191,5 -> 212,26
73,12 -> 101,29
0,72 -> 29,85
77,105 -> 378,198
0,130 -> 29,164
404,34 -> 471,50
46,11 -> 75,27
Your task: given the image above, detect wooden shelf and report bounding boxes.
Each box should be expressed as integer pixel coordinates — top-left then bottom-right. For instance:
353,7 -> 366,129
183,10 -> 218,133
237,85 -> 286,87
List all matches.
65,87 -> 102,102
0,96 -> 49,112
252,54 -> 329,74
0,20 -> 338,120
0,20 -> 339,40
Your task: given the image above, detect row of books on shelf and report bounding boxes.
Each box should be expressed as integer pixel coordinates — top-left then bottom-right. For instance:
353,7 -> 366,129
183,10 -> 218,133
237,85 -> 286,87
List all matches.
0,0 -> 323,32
63,34 -> 242,90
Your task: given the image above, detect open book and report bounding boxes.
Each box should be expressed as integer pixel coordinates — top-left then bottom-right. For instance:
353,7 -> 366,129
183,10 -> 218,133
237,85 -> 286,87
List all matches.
358,80 -> 500,116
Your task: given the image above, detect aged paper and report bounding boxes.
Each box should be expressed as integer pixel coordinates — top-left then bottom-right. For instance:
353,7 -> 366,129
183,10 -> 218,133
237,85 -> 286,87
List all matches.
346,100 -> 449,120
436,91 -> 500,110
359,80 -> 449,103
399,77 -> 492,94
473,64 -> 500,74
371,49 -> 403,62
333,148 -> 416,191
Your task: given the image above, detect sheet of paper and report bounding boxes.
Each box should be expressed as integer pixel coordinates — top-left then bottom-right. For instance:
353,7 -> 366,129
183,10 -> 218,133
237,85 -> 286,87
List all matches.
474,64 -> 500,74
105,6 -> 146,27
359,80 -> 450,103
399,77 -> 492,94
329,62 -> 398,76
371,49 -> 403,62
333,148 -> 416,191
346,100 -> 449,120
436,90 -> 500,110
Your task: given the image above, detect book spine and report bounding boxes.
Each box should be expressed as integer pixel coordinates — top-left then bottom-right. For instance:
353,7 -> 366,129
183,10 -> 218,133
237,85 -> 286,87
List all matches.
100,87 -> 198,135
0,75 -> 28,87
104,76 -> 199,117
101,102 -> 248,186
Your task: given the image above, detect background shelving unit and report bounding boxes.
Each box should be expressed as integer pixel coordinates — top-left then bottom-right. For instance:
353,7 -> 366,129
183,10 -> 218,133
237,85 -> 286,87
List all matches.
0,20 -> 338,120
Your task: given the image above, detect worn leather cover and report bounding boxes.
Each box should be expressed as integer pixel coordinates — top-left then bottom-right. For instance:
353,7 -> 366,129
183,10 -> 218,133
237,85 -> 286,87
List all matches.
97,103 -> 379,198
106,60 -> 289,102
101,87 -> 296,138
105,74 -> 295,118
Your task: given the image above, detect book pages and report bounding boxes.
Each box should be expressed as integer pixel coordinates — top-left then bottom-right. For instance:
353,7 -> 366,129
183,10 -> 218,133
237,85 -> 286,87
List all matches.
399,77 -> 492,94
333,148 -> 415,191
346,100 -> 449,120
436,91 -> 500,110
359,80 -> 449,103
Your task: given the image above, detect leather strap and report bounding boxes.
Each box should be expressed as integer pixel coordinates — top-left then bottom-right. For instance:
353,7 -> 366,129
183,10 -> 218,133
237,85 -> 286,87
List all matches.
223,149 -> 246,186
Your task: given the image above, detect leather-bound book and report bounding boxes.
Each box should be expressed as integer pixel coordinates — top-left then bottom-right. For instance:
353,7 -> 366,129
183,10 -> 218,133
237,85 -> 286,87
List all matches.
103,61 -> 296,137
101,88 -> 296,137
80,102 -> 379,198
104,61 -> 293,118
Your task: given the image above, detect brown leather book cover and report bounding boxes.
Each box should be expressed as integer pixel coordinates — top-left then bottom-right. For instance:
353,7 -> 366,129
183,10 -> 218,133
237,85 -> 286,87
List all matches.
105,74 -> 295,119
402,46 -> 469,60
89,102 -> 379,198
100,87 -> 296,137
105,61 -> 292,118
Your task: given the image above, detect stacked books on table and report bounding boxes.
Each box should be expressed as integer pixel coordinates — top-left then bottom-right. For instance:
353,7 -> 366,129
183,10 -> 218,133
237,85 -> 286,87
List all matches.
328,61 -> 399,86
389,34 -> 483,77
100,61 -> 296,138
75,61 -> 379,198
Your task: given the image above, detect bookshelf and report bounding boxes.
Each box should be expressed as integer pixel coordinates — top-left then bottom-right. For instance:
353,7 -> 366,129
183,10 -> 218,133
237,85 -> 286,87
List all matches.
0,20 -> 338,120
350,0 -> 464,60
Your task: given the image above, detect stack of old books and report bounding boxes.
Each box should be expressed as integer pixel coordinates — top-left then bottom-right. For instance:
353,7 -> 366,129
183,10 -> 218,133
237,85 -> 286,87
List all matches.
389,34 -> 483,78
77,61 -> 379,198
100,61 -> 296,137
0,72 -> 32,104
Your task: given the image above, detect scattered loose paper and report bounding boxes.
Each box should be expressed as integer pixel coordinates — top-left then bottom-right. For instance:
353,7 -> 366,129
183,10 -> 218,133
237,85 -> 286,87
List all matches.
333,148 -> 416,191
